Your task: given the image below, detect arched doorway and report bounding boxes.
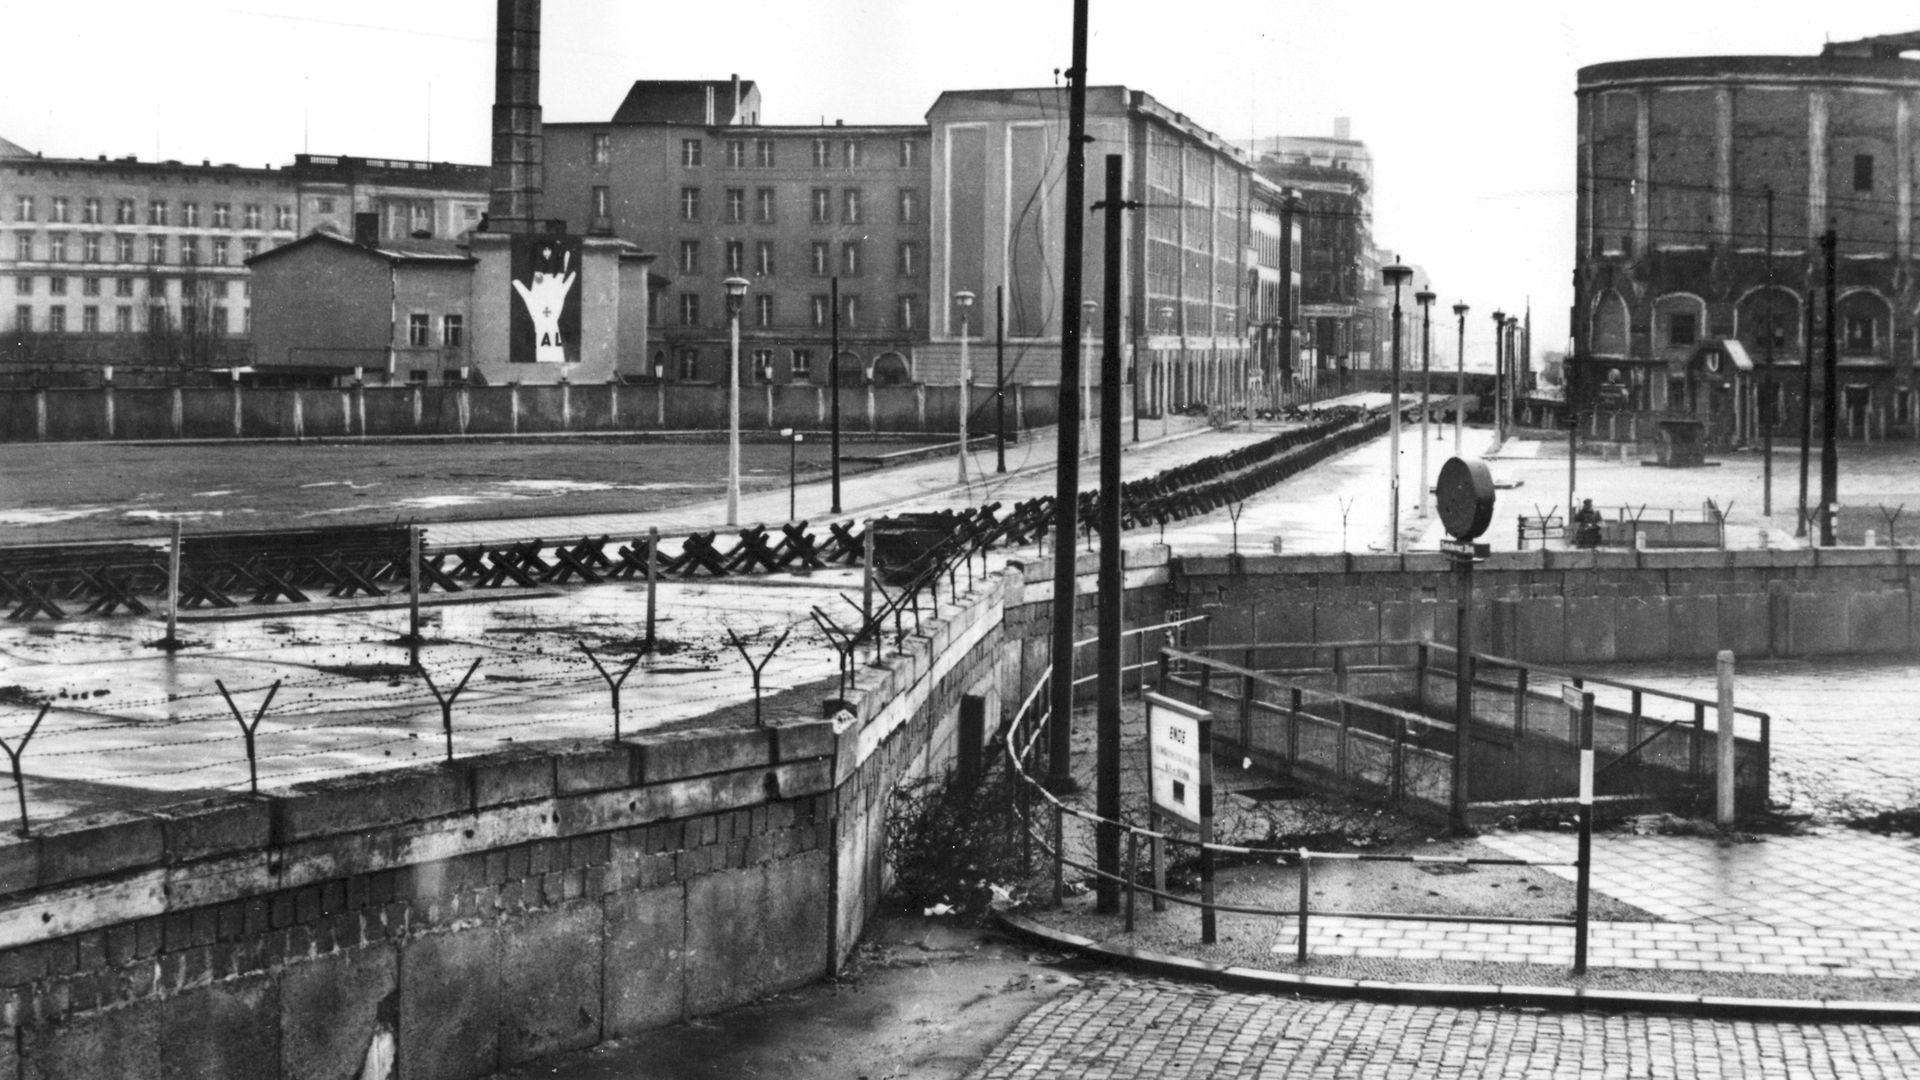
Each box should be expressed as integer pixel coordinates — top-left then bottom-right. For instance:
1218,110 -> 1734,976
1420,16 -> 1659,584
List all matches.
870,352 -> 911,386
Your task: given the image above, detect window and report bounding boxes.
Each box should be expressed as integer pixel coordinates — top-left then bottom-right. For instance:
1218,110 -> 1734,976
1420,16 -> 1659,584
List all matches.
12,234 -> 27,261
591,186 -> 610,220
213,281 -> 228,299
751,348 -> 774,381
182,202 -> 200,227
82,235 -> 100,262
811,188 -> 831,223
50,196 -> 68,223
810,241 -> 829,275
679,240 -> 700,274
791,348 -> 813,378
679,293 -> 701,326
212,307 -> 228,336
47,235 -> 66,261
12,305 -> 27,330
725,240 -> 745,275
274,205 -> 292,230
243,204 -> 261,229
811,139 -> 831,168
725,188 -> 746,223
591,132 -> 611,165
899,189 -> 919,223
148,236 -> 166,264
408,313 -> 430,347
754,293 -> 773,328
81,197 -> 101,225
82,305 -> 99,333
212,203 -> 230,228
899,139 -> 917,167
842,140 -> 863,168
179,236 -> 198,265
677,347 -> 700,379
147,276 -> 166,298
48,276 -> 66,296
13,276 -> 29,296
842,189 -> 863,224
212,237 -> 229,265
897,295 -> 917,331
1845,315 -> 1876,353
243,307 -> 251,333
47,307 -> 65,334
681,139 -> 704,167
115,235 -> 133,262
82,276 -> 100,296
443,314 -> 464,347
406,369 -> 428,386
755,139 -> 775,168
242,239 -> 259,261
1854,154 -> 1874,193
148,200 -> 167,226
115,277 -> 133,297
841,240 -> 862,276
1666,312 -> 1697,347
14,195 -> 33,222
842,295 -> 859,328
680,187 -> 701,221
755,188 -> 775,223
755,241 -> 774,276
811,294 -> 829,328
115,199 -> 134,225
115,305 -> 132,332
726,140 -> 746,168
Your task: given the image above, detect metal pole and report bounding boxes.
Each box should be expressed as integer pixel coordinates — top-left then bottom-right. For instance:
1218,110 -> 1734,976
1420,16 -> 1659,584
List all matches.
1417,293 -> 1433,516
830,275 -> 842,514
1388,274 -> 1404,552
957,304 -> 971,484
726,298 -> 742,527
1452,550 -> 1473,835
1095,154 -> 1125,914
1716,650 -> 1736,826
407,524 -> 421,645
788,434 -> 797,520
166,519 -> 181,647
1045,0 -> 1090,793
645,525 -> 658,652
1820,227 -> 1838,547
996,284 -> 1007,472
1798,276 -> 1813,538
1279,192 -> 1298,413
1763,188 -> 1774,518
1453,304 -> 1467,455
1574,688 -> 1593,976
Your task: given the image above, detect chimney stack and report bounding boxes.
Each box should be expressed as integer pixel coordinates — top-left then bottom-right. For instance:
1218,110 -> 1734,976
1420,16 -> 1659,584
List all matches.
486,0 -> 543,234
731,74 -> 741,121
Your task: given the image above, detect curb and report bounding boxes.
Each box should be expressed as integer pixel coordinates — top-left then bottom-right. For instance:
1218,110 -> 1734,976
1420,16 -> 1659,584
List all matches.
996,913 -> 1920,1024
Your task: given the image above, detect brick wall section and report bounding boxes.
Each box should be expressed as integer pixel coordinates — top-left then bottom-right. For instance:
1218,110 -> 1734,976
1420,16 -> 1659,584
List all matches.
1176,547 -> 1920,663
0,565 -> 1023,1080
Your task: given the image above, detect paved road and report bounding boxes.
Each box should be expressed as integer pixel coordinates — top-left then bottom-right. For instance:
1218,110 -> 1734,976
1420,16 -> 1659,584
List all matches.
965,973 -> 1920,1079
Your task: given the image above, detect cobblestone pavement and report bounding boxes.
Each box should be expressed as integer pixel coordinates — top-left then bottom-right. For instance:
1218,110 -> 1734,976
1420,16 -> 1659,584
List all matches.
965,974 -> 1920,1079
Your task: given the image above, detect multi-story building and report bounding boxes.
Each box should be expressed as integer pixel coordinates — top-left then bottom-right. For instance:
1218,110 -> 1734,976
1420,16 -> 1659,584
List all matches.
1251,120 -> 1379,375
1575,31 -> 1920,445
0,139 -> 490,379
543,78 -> 929,386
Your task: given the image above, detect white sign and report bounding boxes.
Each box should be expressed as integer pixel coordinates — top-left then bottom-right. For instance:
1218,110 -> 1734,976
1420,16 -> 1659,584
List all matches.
1145,693 -> 1210,829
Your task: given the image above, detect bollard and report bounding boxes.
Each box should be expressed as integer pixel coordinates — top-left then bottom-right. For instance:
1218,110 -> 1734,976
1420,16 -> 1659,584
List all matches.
1716,651 -> 1736,827
1296,850 -> 1311,963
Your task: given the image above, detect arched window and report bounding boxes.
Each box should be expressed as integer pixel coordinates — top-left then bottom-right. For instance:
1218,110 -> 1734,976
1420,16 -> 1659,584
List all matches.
1735,288 -> 1800,360
1836,290 -> 1891,357
1590,290 -> 1629,357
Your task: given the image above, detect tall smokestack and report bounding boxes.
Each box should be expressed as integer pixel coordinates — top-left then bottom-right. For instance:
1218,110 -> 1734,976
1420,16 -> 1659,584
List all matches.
488,0 -> 543,234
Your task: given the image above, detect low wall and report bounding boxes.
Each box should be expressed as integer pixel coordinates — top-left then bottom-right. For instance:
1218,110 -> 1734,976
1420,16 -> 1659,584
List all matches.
1176,546 -> 1920,664
0,566 -> 1015,1079
0,382 -> 1066,443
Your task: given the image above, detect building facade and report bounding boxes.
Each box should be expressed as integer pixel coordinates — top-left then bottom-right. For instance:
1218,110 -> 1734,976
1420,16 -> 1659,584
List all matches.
543,79 -> 929,387
1252,121 -> 1381,377
1575,34 -> 1920,445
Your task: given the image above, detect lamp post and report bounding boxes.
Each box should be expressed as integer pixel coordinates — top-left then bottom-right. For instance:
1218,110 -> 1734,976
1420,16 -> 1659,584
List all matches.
779,427 -> 803,521
995,284 -> 1007,473
1451,302 -> 1469,455
1158,305 -> 1175,429
955,290 -> 975,484
1382,260 -> 1413,552
1489,309 -> 1505,447
724,276 -> 748,526
1415,288 -> 1435,517
1081,300 -> 1097,454
1505,316 -> 1521,442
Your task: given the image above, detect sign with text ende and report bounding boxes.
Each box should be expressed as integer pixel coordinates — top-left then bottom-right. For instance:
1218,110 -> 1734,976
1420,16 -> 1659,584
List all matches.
1145,693 -> 1211,830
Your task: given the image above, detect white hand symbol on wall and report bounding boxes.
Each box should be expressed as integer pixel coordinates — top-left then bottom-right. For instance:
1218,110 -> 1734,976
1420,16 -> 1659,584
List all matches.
512,249 -> 577,364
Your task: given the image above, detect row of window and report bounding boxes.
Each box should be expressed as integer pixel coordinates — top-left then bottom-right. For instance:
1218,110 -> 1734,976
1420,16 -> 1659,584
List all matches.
12,303 -> 247,335
403,313 -> 465,349
674,239 -> 920,278
652,136 -> 919,171
11,232 -> 262,265
1660,310 -> 1882,352
14,275 -> 249,299
12,195 -> 290,230
670,347 -> 824,380
668,186 -> 919,226
674,291 -> 921,331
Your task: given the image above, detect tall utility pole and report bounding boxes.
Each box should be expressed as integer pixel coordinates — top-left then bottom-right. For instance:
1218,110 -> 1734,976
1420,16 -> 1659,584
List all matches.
1094,155 -> 1132,914
830,276 -> 842,513
1045,0 -> 1090,793
1567,272 -> 1580,522
1383,260 -> 1413,552
1452,302 -> 1469,455
1278,190 -> 1302,412
1762,189 -> 1774,518
1414,288 -> 1435,517
1489,310 -> 1505,444
996,285 -> 1007,473
1820,226 -> 1838,546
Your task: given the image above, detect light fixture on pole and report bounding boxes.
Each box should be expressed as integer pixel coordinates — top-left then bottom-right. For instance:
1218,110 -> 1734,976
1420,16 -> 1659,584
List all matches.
779,427 -> 803,521
1081,300 -> 1097,455
1382,259 -> 1413,552
1414,287 -> 1435,517
955,289 -> 975,483
1451,302 -> 1469,455
1489,309 -> 1506,448
724,276 -> 749,526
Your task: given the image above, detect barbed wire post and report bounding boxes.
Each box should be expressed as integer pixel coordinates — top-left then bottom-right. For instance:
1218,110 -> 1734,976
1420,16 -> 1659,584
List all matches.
215,678 -> 281,795
725,626 -> 790,728
419,659 -> 482,763
0,704 -> 50,837
578,643 -> 640,740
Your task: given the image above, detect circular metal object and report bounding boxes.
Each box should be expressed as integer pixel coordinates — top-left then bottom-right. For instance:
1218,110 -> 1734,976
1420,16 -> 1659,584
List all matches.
1436,456 -> 1496,541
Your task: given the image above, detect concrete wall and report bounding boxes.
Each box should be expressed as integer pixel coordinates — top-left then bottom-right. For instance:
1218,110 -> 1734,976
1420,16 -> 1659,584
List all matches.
1175,546 -> 1920,664
0,568 -> 1015,1080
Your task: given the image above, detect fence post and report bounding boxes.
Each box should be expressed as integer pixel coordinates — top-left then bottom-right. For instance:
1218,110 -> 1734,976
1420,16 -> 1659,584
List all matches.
1414,643 -> 1428,713
1288,686 -> 1302,769
1513,666 -> 1529,737
1691,701 -> 1706,779
1239,673 -> 1254,755
1149,807 -> 1166,913
1051,801 -> 1065,907
1716,651 -> 1736,826
1628,689 -> 1643,766
1296,851 -> 1311,963
1125,829 -> 1137,933
1574,688 -> 1594,975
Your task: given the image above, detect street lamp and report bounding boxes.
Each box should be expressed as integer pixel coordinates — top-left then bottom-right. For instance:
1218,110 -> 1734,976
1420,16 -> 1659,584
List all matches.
1382,259 -> 1413,552
1451,302 -> 1469,455
1415,287 -> 1435,518
1505,315 -> 1521,443
955,290 -> 975,483
1158,305 -> 1175,426
724,276 -> 749,526
1081,300 -> 1097,454
779,427 -> 803,521
1489,309 -> 1506,448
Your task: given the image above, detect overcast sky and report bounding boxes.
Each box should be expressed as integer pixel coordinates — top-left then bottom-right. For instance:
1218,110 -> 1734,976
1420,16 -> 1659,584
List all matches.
7,1 -> 1916,368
